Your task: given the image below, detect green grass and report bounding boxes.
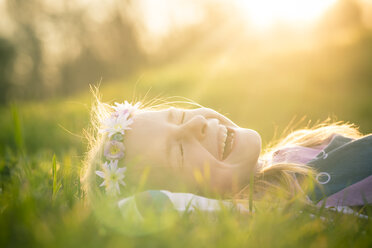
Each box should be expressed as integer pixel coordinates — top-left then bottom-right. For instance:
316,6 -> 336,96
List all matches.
1,61 -> 372,247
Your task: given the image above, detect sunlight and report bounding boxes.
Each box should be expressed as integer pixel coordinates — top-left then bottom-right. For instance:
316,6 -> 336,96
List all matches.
138,0 -> 203,38
235,0 -> 338,28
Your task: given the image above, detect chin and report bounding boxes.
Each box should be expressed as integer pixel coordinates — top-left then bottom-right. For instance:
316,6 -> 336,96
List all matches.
227,127 -> 261,170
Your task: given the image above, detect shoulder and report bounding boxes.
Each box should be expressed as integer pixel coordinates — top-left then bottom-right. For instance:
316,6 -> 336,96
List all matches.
308,134 -> 372,205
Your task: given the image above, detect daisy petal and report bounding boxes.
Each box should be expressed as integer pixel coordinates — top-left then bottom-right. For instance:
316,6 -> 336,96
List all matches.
111,160 -> 118,170
95,171 -> 105,178
117,167 -> 127,173
115,183 -> 121,194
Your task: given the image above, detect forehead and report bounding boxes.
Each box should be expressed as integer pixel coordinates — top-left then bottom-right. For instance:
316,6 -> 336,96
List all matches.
122,109 -> 172,167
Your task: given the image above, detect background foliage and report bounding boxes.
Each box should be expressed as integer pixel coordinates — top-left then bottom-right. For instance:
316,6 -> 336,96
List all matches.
0,0 -> 372,247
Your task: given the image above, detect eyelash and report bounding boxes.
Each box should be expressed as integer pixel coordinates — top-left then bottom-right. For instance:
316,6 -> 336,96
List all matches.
180,111 -> 185,124
179,143 -> 184,168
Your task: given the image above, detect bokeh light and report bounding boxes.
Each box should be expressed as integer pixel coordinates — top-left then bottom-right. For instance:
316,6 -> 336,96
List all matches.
235,0 -> 338,29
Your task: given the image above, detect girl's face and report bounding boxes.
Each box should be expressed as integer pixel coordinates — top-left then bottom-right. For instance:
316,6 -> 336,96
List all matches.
123,107 -> 261,194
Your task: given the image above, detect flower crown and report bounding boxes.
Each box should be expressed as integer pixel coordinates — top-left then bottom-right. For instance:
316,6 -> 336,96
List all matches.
95,101 -> 141,195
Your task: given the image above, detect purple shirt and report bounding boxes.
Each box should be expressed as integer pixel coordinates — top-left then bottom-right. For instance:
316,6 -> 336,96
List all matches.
317,175 -> 372,207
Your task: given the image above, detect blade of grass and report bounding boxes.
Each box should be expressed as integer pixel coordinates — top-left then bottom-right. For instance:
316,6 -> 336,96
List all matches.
11,104 -> 24,154
52,154 -> 61,201
249,173 -> 254,213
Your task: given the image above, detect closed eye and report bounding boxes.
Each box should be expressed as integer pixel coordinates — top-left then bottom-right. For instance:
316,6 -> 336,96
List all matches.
179,143 -> 184,168
180,111 -> 185,124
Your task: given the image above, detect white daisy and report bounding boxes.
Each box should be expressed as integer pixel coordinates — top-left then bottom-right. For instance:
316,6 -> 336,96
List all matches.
104,140 -> 125,160
113,101 -> 141,117
96,160 -> 126,195
100,112 -> 133,137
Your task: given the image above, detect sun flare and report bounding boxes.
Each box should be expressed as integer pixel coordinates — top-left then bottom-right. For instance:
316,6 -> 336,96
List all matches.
235,0 -> 338,28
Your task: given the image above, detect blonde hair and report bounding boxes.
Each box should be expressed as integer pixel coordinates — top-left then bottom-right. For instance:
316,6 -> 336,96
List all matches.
82,92 -> 366,204
235,119 -> 364,202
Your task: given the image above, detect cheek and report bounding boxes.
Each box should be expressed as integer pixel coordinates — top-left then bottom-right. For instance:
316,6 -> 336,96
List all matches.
184,142 -> 214,170
183,144 -> 213,181
184,144 -> 236,192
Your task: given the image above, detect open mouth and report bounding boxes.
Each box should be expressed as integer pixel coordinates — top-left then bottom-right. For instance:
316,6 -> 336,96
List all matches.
219,126 -> 235,160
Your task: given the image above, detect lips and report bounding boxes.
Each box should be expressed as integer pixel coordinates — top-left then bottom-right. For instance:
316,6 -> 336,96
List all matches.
218,125 -> 235,160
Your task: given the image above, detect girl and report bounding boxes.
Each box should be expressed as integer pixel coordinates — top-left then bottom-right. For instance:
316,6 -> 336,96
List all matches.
83,97 -> 372,225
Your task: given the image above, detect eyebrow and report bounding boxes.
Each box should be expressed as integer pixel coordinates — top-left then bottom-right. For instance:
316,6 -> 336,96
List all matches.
167,109 -> 173,122
180,111 -> 185,124
168,108 -> 185,124
179,143 -> 184,168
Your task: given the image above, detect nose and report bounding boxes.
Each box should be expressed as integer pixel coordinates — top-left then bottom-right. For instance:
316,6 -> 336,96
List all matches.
178,115 -> 208,140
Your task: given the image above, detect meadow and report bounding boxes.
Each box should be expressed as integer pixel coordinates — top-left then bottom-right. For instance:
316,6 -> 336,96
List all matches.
1,56 -> 372,247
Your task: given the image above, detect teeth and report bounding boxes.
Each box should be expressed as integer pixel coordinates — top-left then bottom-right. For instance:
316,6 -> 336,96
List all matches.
219,126 -> 227,160
223,128 -> 235,160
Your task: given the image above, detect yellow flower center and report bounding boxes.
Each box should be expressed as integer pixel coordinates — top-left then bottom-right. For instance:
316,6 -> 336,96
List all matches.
114,124 -> 122,130
110,173 -> 118,181
110,145 -> 120,155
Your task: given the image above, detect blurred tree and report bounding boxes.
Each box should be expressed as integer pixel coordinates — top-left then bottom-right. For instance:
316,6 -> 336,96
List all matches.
58,8 -> 145,95
1,0 -> 371,106
2,0 -> 145,103
0,38 -> 15,104
6,0 -> 47,99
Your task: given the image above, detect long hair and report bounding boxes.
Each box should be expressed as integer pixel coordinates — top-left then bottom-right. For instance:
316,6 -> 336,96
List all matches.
82,90 -> 112,200
235,119 -> 364,202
